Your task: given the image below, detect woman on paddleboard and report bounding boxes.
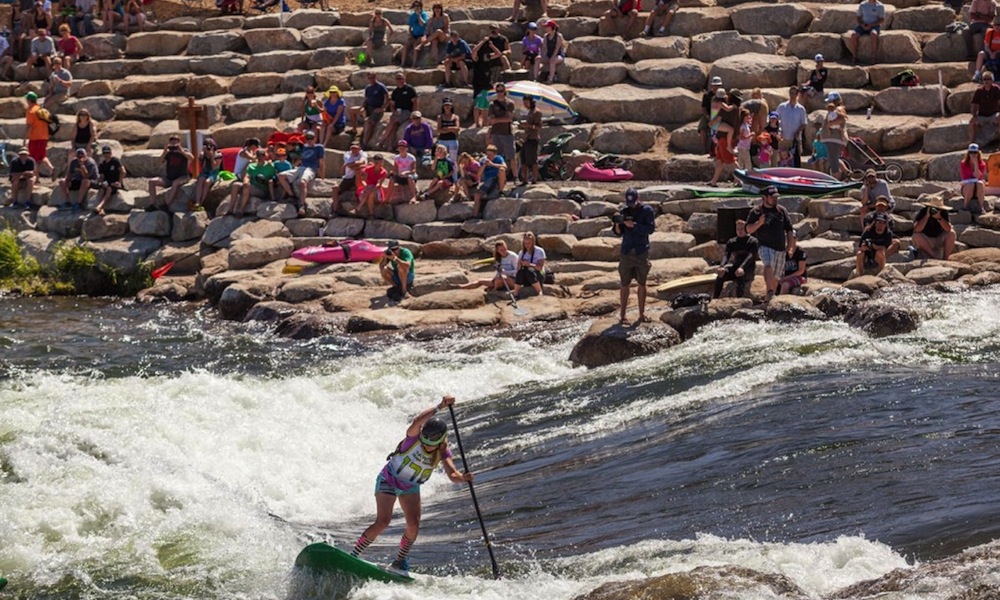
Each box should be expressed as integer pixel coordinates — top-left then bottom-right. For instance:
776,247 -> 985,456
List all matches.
351,395 -> 473,574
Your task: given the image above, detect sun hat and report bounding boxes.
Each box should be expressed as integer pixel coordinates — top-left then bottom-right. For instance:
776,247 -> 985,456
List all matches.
922,197 -> 951,211
326,85 -> 341,97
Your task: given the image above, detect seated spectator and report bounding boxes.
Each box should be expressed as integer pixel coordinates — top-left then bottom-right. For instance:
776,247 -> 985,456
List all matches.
912,198 -> 955,260
0,31 -> 12,82
855,213 -> 898,275
521,22 -> 542,80
94,145 -> 125,216
100,0 -> 124,35
487,23 -> 512,72
642,0 -> 677,37
460,240 -> 519,291
333,140 -> 367,214
847,0 -> 884,65
779,235 -> 807,295
442,31 -> 471,87
389,140 -> 418,204
349,72 -> 389,150
7,148 -> 36,208
402,110 -> 434,163
25,28 -> 55,78
379,240 -> 415,301
862,196 -> 893,230
147,135 -> 192,211
509,0 -> 547,24
800,54 -> 828,97
68,109 -> 97,166
968,71 -> 1000,143
234,137 -> 260,179
455,151 -> 480,201
538,19 -> 565,83
55,24 -> 82,69
228,148 -> 274,217
378,72 -> 418,150
278,129 -> 324,216
513,231 -> 546,297
271,144 -> 292,177
70,0 -> 97,38
361,9 -> 393,67
23,3 -> 51,42
713,219 -> 758,299
59,147 -> 97,210
966,0 -> 995,60
420,144 -> 456,201
488,82 -> 517,176
357,154 -> 388,217
43,55 -> 71,109
402,0 -> 429,69
960,143 -> 988,215
297,86 -> 323,135
419,3 -> 450,63
974,17 -> 1000,82
472,144 -> 506,217
859,168 -> 893,221
122,0 -> 146,34
603,0 -> 640,38
321,86 -> 347,148
190,137 -> 220,211
437,97 -> 460,163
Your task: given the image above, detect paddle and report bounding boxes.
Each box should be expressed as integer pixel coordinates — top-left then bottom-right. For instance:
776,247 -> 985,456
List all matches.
447,405 -> 501,580
498,264 -> 529,317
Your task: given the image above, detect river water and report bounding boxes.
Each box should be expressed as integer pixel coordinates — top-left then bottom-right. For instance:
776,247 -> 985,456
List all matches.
2,288 -> 999,599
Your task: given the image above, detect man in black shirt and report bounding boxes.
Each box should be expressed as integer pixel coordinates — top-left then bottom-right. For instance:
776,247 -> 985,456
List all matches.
714,219 -> 758,298
147,134 -> 193,212
745,185 -> 794,302
60,147 -> 98,210
911,197 -> 955,259
379,72 -> 419,150
95,145 -> 126,216
7,148 -> 36,208
855,213 -> 898,275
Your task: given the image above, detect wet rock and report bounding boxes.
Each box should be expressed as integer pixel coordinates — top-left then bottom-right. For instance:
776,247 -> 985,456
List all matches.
568,317 -> 682,368
764,295 -> 828,322
845,302 -> 919,338
219,284 -> 266,321
137,282 -> 188,303
274,312 -> 342,339
660,298 -> 752,340
812,288 -> 869,317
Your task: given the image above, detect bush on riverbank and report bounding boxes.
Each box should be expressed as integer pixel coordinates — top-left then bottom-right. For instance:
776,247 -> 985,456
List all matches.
0,230 -> 151,296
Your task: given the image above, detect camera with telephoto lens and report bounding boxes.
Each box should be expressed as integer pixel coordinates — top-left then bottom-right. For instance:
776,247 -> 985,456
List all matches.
612,207 -> 634,226
861,238 -> 874,250
929,207 -> 938,215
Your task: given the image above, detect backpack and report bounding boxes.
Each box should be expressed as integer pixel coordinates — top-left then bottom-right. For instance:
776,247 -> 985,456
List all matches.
671,293 -> 710,309
36,107 -> 60,134
890,69 -> 920,87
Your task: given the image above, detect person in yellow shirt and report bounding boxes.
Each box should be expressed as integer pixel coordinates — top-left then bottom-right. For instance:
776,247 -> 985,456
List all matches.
24,91 -> 54,178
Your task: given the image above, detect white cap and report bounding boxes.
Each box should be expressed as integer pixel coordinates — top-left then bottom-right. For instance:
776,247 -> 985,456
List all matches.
814,53 -> 824,62
710,76 -> 723,86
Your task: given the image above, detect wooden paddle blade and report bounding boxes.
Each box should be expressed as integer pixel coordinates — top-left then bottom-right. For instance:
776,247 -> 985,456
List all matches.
150,261 -> 176,279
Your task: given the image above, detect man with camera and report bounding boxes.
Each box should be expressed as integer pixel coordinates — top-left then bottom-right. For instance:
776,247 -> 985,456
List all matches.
713,219 -> 758,299
745,185 -> 794,302
147,135 -> 192,212
613,187 -> 656,325
59,147 -> 97,210
854,212 -> 898,276
911,197 -> 955,260
380,240 -> 416,301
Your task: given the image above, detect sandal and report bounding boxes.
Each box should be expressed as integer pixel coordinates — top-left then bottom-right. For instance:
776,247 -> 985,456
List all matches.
618,316 -> 630,326
637,314 -> 652,323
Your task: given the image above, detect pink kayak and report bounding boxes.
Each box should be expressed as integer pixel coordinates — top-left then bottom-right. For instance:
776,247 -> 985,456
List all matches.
574,161 -> 634,182
291,240 -> 388,264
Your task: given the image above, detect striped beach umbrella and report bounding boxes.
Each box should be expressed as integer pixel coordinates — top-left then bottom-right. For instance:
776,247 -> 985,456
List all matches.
487,81 -> 576,119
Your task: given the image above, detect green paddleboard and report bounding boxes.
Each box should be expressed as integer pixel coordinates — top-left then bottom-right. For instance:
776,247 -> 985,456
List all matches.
294,543 -> 414,584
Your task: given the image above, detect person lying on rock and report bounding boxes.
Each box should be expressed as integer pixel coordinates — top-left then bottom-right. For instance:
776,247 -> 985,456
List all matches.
911,198 -> 955,261
714,219 -> 758,299
854,213 -> 898,276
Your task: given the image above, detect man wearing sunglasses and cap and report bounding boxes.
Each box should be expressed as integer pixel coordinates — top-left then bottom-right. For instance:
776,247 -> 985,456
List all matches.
855,212 -> 898,276
612,187 -> 656,325
379,240 -> 416,301
6,148 -> 36,209
745,185 -> 794,302
911,197 -> 956,260
59,146 -> 98,211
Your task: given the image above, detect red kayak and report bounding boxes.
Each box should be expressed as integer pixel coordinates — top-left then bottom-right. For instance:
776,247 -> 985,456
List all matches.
574,161 -> 634,182
291,240 -> 388,264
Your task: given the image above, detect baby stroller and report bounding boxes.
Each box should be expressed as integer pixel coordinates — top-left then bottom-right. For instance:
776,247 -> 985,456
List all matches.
844,136 -> 903,183
538,133 -> 575,181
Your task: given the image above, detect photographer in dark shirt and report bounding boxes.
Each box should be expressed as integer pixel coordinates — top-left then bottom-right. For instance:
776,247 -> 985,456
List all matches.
855,212 -> 899,275
714,219 -> 758,298
612,187 -> 656,325
745,185 -> 794,302
911,197 -> 955,260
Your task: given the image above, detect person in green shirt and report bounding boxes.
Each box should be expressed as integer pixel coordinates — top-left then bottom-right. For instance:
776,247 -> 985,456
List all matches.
380,240 -> 416,300
227,148 -> 275,216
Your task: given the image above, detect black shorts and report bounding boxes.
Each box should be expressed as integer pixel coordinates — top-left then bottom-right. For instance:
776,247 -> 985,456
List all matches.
515,267 -> 540,286
339,176 -> 357,193
522,139 -> 539,165
394,175 -> 410,185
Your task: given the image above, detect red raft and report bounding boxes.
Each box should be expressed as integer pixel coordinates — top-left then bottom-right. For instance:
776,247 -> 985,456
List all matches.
291,239 -> 389,264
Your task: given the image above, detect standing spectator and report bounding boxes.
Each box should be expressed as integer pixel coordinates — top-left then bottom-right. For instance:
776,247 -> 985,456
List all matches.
99,0 -> 123,35
799,54 -> 828,97
735,108 -> 754,173
641,0 -> 677,37
122,0 -> 147,34
362,9 -> 393,67
912,198 -> 956,260
70,0 -> 97,38
24,91 -> 53,178
297,86 -> 323,135
518,95 -> 542,184
745,185 -> 794,303
278,129 -> 324,216
419,3 -> 450,64
378,72 -> 418,150
59,147 -> 97,210
436,97 -> 460,164
819,91 -> 848,180
603,0 -> 640,38
379,240 -> 415,300
699,76 -> 723,156
485,23 -> 512,74
147,134 -> 192,211
521,22 -> 543,80
321,86 -> 346,148
472,144 -> 506,217
94,145 -> 125,216
6,149 -> 36,208
513,231 -> 546,298
538,19 -> 565,83
509,0 -> 547,23
389,140 -> 418,204
349,72 -> 389,150
55,24 -> 82,69
402,0 -> 429,69
612,187 -> 655,324
402,111 -> 435,163
67,108 -> 97,168
333,140 -> 367,214
713,219 -> 758,299
488,82 -> 517,178
25,28 -> 55,78
190,138 -> 220,211
419,144 -> 456,201
357,154 -> 389,217
968,70 -> 1000,143
228,148 -> 275,217
968,0 -> 997,60
43,55 -> 71,109
847,0 -> 885,65
775,85 -> 807,167
779,235 -> 807,295
855,213 -> 898,275
470,39 -> 499,124
960,143 -> 987,214
442,31 -> 471,87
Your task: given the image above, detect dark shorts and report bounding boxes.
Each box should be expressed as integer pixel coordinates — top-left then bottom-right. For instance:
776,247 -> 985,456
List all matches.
515,267 -> 541,286
618,252 -> 651,286
523,51 -> 538,65
854,24 -> 881,36
339,176 -> 357,193
394,175 -> 410,185
364,107 -> 384,123
477,176 -> 499,195
68,178 -> 84,191
522,139 -> 539,165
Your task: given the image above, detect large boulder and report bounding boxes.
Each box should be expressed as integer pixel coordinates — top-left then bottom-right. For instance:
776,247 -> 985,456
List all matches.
764,295 -> 828,322
786,32 -> 846,62
691,30 -> 781,63
926,151 -> 965,181
890,4 -> 956,32
845,301 -> 919,338
810,5 -> 895,34
85,235 -> 162,272
845,115 -> 931,154
227,237 -> 294,270
566,36 -> 627,63
591,122 -> 663,154
670,7 -> 733,37
187,31 -> 248,55
116,75 -> 188,99
649,232 -> 696,259
189,53 -> 248,77
873,85 -> 949,117
568,318 -> 682,368
626,36 -> 690,61
730,2 -> 813,36
660,298 -> 753,340
124,32 -> 193,57
571,85 -> 702,126
242,28 -> 306,53
848,31 -> 922,65
923,31 -> 967,63
247,50 -> 312,74
572,236 -> 621,261
709,53 -> 799,90
301,26 -> 367,49
626,58 -> 708,90
562,59 -> 630,88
